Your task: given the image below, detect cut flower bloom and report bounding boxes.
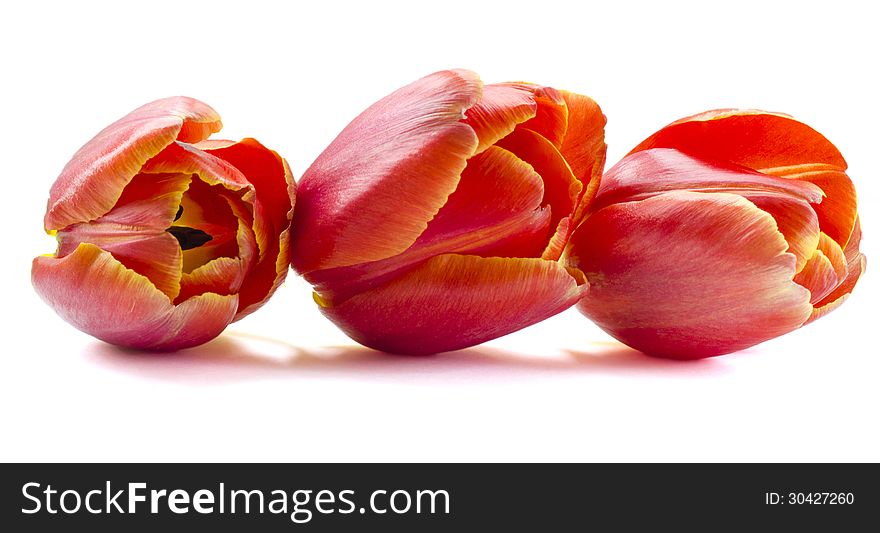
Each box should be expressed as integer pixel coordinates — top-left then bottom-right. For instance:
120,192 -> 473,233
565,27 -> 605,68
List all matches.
565,110 -> 865,359
33,97 -> 294,350
290,69 -> 606,354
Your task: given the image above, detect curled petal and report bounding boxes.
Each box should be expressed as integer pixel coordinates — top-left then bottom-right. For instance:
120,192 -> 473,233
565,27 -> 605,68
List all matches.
496,127 -> 580,241
45,97 -> 222,230
793,232 -> 846,305
809,217 -> 866,321
464,83 -> 537,153
513,83 -> 568,148
141,141 -> 250,192
558,90 -> 607,223
567,191 -> 812,359
197,138 -> 295,318
32,243 -> 238,351
317,253 -> 588,355
742,192 -> 819,273
762,164 -> 858,251
290,69 -> 482,273
177,256 -> 247,304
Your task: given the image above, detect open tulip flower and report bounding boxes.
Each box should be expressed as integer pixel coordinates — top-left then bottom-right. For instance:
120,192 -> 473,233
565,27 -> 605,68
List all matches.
290,69 -> 606,354
32,97 -> 294,350
565,109 -> 865,359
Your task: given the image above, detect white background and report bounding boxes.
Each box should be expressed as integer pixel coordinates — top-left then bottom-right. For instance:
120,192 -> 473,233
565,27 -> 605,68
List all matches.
2,0 -> 877,462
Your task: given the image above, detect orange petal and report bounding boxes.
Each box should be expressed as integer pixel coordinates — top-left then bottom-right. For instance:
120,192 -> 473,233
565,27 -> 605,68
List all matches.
793,233 -> 845,305
512,83 -> 568,148
305,146 -> 551,303
629,109 -> 847,170
629,109 -> 858,247
741,193 -> 819,273
566,191 -> 812,359
317,253 -> 588,355
45,97 -> 222,230
464,83 -> 537,153
196,138 -> 295,318
809,217 -> 866,321
496,127 -> 580,240
32,243 -> 237,350
558,90 -> 607,224
290,69 -> 482,274
542,216 -> 571,261
177,256 -> 247,304
762,164 -> 858,251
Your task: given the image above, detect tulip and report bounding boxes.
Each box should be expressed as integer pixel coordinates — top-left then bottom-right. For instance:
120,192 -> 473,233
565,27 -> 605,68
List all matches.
32,97 -> 294,350
290,69 -> 606,354
565,109 -> 865,359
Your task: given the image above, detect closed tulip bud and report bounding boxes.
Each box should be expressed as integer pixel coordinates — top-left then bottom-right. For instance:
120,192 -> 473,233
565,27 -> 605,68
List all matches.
290,69 -> 606,354
33,97 -> 294,350
565,110 -> 865,359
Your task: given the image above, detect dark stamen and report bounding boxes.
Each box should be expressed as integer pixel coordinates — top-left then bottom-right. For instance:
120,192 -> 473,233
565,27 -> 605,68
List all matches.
174,205 -> 184,222
167,226 -> 213,251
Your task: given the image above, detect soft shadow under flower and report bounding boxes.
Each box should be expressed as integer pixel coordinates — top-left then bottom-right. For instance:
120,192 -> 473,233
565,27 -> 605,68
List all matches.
85,331 -> 729,385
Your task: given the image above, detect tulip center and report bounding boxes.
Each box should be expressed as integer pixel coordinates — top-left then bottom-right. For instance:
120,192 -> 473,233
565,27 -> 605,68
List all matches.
169,176 -> 242,274
165,206 -> 213,250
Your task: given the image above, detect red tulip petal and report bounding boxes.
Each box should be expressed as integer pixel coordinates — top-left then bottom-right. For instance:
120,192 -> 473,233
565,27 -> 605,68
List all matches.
567,191 -> 812,359
32,243 -> 237,351
304,146 -> 552,303
558,90 -> 607,224
45,97 -> 222,230
629,109 -> 847,171
496,127 -> 580,238
317,253 -> 588,355
464,83 -> 537,154
195,138 -> 295,317
762,164 -> 858,250
290,69 -> 482,274
593,148 -> 824,213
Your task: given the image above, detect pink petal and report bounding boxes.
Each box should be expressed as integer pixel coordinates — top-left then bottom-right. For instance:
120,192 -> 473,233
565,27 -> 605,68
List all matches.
54,172 -> 192,299
290,69 -> 482,274
45,97 -> 222,230
32,243 -> 238,351
567,191 -> 812,359
316,253 -> 588,355
304,145 -> 551,303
